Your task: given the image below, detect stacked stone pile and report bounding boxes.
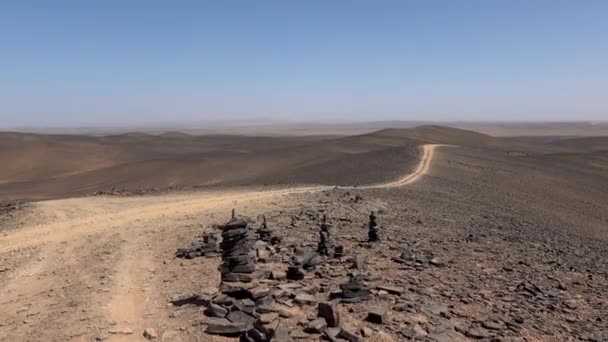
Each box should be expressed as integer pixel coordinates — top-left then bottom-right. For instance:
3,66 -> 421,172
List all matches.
368,211 -> 380,242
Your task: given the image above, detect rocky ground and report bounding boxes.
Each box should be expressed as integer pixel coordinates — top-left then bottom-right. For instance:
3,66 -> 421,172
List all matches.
0,144 -> 607,341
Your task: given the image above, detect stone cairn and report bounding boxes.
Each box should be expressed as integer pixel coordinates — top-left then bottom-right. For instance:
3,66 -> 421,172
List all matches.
175,232 -> 220,259
257,216 -> 273,242
317,215 -> 333,257
332,273 -> 371,303
368,211 -> 380,242
203,212 -> 280,340
256,215 -> 281,246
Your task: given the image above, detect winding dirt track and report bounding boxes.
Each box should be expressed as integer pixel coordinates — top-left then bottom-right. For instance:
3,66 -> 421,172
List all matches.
0,144 -> 440,342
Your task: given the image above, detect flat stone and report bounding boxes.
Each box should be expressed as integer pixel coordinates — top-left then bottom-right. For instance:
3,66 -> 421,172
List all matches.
429,258 -> 445,267
219,280 -> 259,293
481,320 -> 503,330
233,298 -> 256,314
294,293 -> 317,306
211,293 -> 234,306
204,317 -> 248,335
248,284 -> 270,299
222,272 -> 257,283
205,303 -> 228,317
304,317 -> 327,333
377,285 -> 404,295
223,263 -> 256,274
108,327 -> 133,335
393,302 -> 413,312
324,327 -> 341,341
243,327 -> 267,341
338,328 -> 361,342
223,219 -> 248,229
227,310 -> 256,327
259,312 -> 279,324
366,307 -> 387,324
465,327 -> 491,339
318,302 -> 340,328
222,227 -> 248,238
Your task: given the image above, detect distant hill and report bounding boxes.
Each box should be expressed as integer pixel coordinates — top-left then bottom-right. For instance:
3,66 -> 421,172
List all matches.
0,127 -> 429,201
3,125 -> 598,202
546,136 -> 608,152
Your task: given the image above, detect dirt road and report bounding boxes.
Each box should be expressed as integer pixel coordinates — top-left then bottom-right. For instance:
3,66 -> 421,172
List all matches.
0,144 -> 440,342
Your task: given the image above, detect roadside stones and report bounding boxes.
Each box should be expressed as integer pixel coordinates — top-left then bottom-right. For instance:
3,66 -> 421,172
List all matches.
257,216 -> 272,242
203,215 -> 261,336
286,248 -> 319,280
286,265 -> 305,281
333,274 -> 370,303
368,211 -> 380,242
204,317 -> 249,335
220,217 -> 257,295
256,215 -> 281,245
366,307 -> 387,324
205,303 -> 229,317
376,284 -> 404,296
175,232 -> 220,259
317,215 -> 334,257
304,317 -> 327,333
318,302 -> 340,327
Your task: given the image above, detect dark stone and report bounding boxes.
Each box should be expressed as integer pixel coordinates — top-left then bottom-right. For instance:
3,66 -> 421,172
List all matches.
175,232 -> 221,259
338,275 -> 370,302
248,285 -> 271,299
205,317 -> 248,335
241,327 -> 267,342
366,307 -> 387,324
286,265 -> 305,281
222,272 -> 258,283
205,303 -> 229,317
317,215 -> 334,257
318,302 -> 340,328
333,246 -> 344,258
227,310 -> 256,327
338,329 -> 361,342
368,211 -> 380,242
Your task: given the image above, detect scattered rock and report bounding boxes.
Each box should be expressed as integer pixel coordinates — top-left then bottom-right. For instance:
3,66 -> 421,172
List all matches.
318,302 -> 340,327
294,293 -> 317,306
204,317 -> 248,335
143,328 -> 158,340
366,307 -> 387,324
304,317 -> 327,333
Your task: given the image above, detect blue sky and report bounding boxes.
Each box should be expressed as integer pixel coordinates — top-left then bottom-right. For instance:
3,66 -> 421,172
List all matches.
1,1 -> 607,127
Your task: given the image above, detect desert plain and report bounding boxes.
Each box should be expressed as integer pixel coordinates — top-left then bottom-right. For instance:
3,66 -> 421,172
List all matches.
1,123 -> 607,342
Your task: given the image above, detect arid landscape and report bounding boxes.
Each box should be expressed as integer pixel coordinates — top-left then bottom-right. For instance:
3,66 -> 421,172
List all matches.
1,124 -> 607,342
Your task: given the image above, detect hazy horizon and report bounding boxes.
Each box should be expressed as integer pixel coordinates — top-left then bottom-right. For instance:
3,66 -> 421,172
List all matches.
2,1 -> 607,127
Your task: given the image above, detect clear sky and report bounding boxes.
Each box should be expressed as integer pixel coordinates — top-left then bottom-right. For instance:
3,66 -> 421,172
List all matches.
1,1 -> 607,128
